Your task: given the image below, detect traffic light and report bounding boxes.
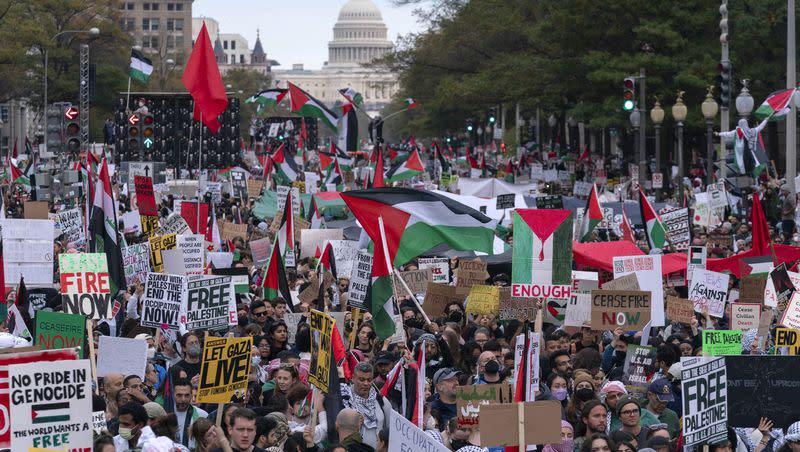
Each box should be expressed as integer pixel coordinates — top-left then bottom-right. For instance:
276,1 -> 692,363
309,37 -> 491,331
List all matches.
466,119 -> 474,133
623,77 -> 636,111
142,113 -> 155,150
488,108 -> 497,124
46,103 -> 70,153
127,113 -> 141,151
64,107 -> 81,153
719,61 -> 732,108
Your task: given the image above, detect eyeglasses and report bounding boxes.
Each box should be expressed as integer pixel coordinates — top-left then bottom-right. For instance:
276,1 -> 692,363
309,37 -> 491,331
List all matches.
619,409 -> 639,417
648,423 -> 669,431
252,311 -> 267,317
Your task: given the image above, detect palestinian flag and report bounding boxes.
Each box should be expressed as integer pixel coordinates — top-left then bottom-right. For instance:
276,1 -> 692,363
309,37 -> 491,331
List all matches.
311,191 -> 346,218
577,184 -> 602,242
755,88 -> 796,121
8,276 -> 32,341
288,82 -> 338,132
385,150 -> 423,183
305,197 -> 324,230
316,241 -> 338,311
511,210 -> 573,297
322,325 -> 346,443
323,154 -> 344,187
31,402 -> 71,424
339,87 -> 364,108
261,235 -> 293,304
404,98 -> 417,109
130,48 -> 153,83
412,345 -> 426,427
371,147 -> 385,188
25,136 -> 33,156
337,103 -> 358,153
245,88 -> 288,107
639,187 -> 667,251
89,158 -> 125,296
271,144 -> 299,185
341,188 -> 504,338
319,149 -> 335,174
277,189 -> 296,267
205,202 -> 221,251
8,158 -> 29,185
620,209 -> 636,243
331,142 -> 354,170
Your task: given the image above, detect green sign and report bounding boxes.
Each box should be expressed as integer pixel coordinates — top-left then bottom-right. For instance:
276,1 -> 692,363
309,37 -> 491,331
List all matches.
702,330 -> 742,356
35,310 -> 86,357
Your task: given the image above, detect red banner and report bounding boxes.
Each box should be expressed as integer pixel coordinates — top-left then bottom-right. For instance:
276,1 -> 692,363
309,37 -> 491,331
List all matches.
180,202 -> 209,235
134,175 -> 158,216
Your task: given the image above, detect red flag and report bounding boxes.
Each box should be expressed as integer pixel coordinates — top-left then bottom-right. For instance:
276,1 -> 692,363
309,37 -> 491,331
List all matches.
751,193 -> 773,258
181,22 -> 228,134
372,147 -> 385,188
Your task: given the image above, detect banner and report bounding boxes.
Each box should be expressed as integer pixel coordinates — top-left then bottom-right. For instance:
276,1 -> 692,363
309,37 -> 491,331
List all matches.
184,276 -> 236,330
681,356 -> 727,446
149,233 -> 177,273
347,250 -> 372,310
701,330 -> 742,356
466,285 -> 500,316
775,328 -> 800,355
590,290 -> 651,330
511,210 -> 573,299
455,384 -> 512,431
59,253 -> 113,319
122,242 -> 150,286
35,311 -> 85,357
309,309 -> 334,392
729,303 -> 760,330
9,359 -> 93,451
57,208 -> 85,248
176,234 -> 205,275
141,273 -> 185,330
622,344 -> 656,397
688,269 -> 730,318
418,257 -> 450,284
613,255 -> 664,326
197,336 -> 252,403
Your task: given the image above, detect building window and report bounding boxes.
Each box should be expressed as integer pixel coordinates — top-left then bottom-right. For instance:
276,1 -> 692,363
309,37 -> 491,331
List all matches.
240,54 -> 245,64
127,2 -> 134,9
150,18 -> 159,30
167,18 -> 182,31
223,40 -> 228,49
175,2 -> 183,10
1,107 -> 8,123
143,2 -> 150,9
119,18 -> 135,30
231,41 -> 236,50
175,36 -> 184,48
142,35 -> 159,49
142,18 -> 149,30
151,2 -> 159,10
167,2 -> 174,10
166,35 -> 174,48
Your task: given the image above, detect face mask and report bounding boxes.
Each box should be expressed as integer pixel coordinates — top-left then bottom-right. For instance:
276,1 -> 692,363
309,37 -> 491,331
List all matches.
553,388 -> 568,401
119,427 -> 135,440
448,311 -> 463,323
252,356 -> 261,367
238,316 -> 249,327
575,388 -> 595,402
450,440 -> 471,451
187,344 -> 202,358
404,318 -> 419,329
484,360 -> 500,375
146,348 -> 155,360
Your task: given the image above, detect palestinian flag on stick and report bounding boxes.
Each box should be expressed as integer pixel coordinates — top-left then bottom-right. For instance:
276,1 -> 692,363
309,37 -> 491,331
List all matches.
337,103 -> 358,153
89,158 -> 126,296
639,187 -> 668,251
261,236 -> 293,305
130,48 -> 153,83
7,157 -> 29,185
245,88 -> 287,107
577,184 -> 602,242
404,98 -> 417,109
385,149 -> 423,183
288,82 -> 338,132
271,144 -> 299,185
620,209 -> 636,243
339,87 -> 364,108
277,189 -> 296,267
754,88 -> 796,121
371,147 -> 385,188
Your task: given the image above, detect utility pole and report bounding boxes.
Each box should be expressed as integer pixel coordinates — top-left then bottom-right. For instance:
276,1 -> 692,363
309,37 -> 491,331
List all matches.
788,0 -> 797,192
639,68 -> 647,189
720,0 -> 730,182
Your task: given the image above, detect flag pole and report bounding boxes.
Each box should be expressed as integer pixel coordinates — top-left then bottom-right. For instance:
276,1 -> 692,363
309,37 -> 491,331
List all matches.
125,77 -> 131,112
185,100 -> 195,178
197,113 -> 203,234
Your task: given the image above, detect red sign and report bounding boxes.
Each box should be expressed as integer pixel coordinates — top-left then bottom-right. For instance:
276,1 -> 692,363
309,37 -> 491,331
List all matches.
64,107 -> 79,120
180,202 -> 209,235
133,175 -> 157,216
128,114 -> 140,125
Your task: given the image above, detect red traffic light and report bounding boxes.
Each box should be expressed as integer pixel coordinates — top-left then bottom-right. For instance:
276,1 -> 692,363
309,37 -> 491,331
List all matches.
623,79 -> 634,90
66,123 -> 80,135
143,115 -> 154,125
64,107 -> 79,120
128,114 -> 140,125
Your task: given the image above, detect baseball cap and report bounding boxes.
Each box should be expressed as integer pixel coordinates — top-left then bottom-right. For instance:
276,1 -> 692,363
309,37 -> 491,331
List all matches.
648,378 -> 675,402
667,362 -> 682,381
433,368 -> 460,386
144,402 -> 166,420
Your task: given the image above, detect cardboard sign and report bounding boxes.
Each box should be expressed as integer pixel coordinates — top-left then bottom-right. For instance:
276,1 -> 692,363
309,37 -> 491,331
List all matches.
688,269 -> 729,318
660,208 -> 690,250
423,283 -> 460,317
247,179 -> 263,198
601,273 -> 641,291
309,309 -> 334,392
780,292 -> 800,328
622,344 -> 656,397
1,219 -> 55,286
184,275 -> 236,330
740,276 -> 767,304
613,255 -> 664,326
396,268 -> 432,294
479,401 -> 562,447
57,208 -> 85,247
149,233 -> 177,273
511,210 -> 572,299
9,359 -> 92,451
455,259 -> 490,295
466,285 -> 500,315
177,234 -> 205,275
590,290 -> 651,330
729,303 -> 760,330
197,336 -> 252,403
300,229 -> 344,259
35,310 -> 85,357
59,253 -> 113,319
141,273 -> 185,330
496,193 -> 515,210
97,335 -> 147,379
157,213 -> 191,237
775,328 -> 800,355
134,175 -> 158,216
418,257 -> 449,284
180,202 -> 209,235
23,201 -> 50,219
390,410 -> 449,452
681,357 -> 727,446
499,296 -> 537,321
122,243 -> 150,286
456,384 -> 512,430
220,221 -> 248,242
92,410 -> 107,434
249,237 -> 272,269
666,296 -> 695,325
347,250 -> 372,311
701,330 -> 742,356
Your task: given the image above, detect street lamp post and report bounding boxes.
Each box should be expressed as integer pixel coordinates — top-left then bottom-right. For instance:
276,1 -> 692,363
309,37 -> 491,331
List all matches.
630,108 -> 641,184
672,91 -> 688,181
702,87 -> 719,185
43,27 -> 100,153
650,98 -> 665,199
735,79 -> 754,120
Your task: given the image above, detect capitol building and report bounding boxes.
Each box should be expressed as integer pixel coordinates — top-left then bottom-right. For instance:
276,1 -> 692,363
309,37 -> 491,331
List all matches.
271,0 -> 400,117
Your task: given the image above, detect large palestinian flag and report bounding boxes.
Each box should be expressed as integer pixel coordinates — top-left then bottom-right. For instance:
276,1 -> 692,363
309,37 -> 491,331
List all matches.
511,209 -> 573,300
639,188 -> 667,251
385,150 -> 423,183
755,88 -> 796,121
288,82 -> 338,132
271,143 -> 299,185
337,103 -> 358,153
577,184 -> 602,242
277,189 -> 296,267
341,188 -> 504,338
261,235 -> 293,305
89,158 -> 126,296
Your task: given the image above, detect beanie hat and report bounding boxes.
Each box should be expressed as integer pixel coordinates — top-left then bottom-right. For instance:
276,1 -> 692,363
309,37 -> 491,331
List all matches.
573,373 -> 595,390
615,395 -> 640,417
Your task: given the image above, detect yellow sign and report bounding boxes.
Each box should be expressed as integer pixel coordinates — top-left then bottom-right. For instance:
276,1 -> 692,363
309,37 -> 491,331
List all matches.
197,336 -> 252,404
466,285 -> 500,315
140,214 -> 160,238
309,309 -> 334,392
149,233 -> 176,273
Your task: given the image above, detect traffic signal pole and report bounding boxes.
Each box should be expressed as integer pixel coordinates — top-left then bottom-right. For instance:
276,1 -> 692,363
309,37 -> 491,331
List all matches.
720,0 -> 730,182
788,0 -> 797,192
639,68 -> 647,190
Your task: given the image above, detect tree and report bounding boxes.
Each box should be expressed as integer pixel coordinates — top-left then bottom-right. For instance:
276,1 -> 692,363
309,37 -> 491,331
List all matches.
223,68 -> 272,139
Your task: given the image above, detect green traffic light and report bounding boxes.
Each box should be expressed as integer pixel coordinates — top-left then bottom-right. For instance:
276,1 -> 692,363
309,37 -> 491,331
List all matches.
467,125 -> 474,132
489,117 -> 496,123
623,100 -> 635,111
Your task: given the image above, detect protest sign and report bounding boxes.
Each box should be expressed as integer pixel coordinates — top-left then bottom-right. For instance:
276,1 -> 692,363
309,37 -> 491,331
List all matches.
418,257 -> 449,284
455,259 -> 490,294
59,253 -> 113,319
396,268 -> 432,294
681,356 -> 727,446
479,401 -> 562,447
389,410 -> 449,452
423,283 -> 460,318
1,219 -> 55,286
149,233 -> 177,273
134,175 -> 158,216
688,269 -> 730,318
328,240 -> 359,278
466,285 -> 500,315
729,303 -> 760,330
511,210 -> 572,300
686,246 -> 707,283
284,313 -> 304,344
230,170 -> 248,198
775,328 -> 800,355
622,344 -> 656,396
726,355 -> 798,428
590,290 -> 651,330
249,237 -> 272,269
141,273 -> 185,330
157,213 -> 191,236
97,336 -> 147,378
666,296 -> 695,325
207,182 -> 222,204
180,201 -> 209,235
309,309 -> 334,391
247,179 -> 263,198
702,330 -> 742,356
707,182 -> 728,209
534,195 -> 563,209
197,336 -> 252,403
122,242 -> 150,286
740,276 -> 767,305
347,251 -> 372,310
766,263 -> 796,309
658,208 -> 690,250
57,208 -> 85,248
613,255 -> 664,326
92,411 -> 107,434
300,229 -> 343,259
184,276 -> 236,330
35,310 -> 85,356
496,193 -> 515,209
565,271 -> 599,327
456,384 -> 512,431
161,249 -> 185,275
207,252 -> 234,269
140,214 -> 160,238
499,296 -> 537,321
220,221 -> 248,243
9,359 -> 92,451
23,201 -> 49,219
781,292 -> 800,329
513,331 -> 541,401
177,234 -> 205,275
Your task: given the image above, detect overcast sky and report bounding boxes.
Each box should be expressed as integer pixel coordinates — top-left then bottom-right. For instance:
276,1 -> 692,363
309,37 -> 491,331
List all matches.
193,0 -> 426,70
